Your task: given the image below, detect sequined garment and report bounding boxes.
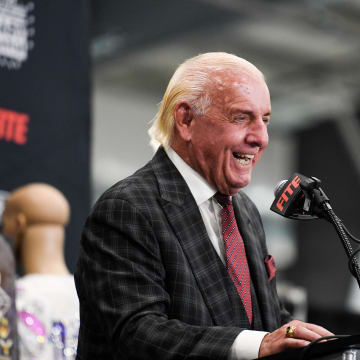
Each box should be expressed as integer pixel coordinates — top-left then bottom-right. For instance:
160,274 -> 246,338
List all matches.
0,236 -> 18,360
16,274 -> 79,360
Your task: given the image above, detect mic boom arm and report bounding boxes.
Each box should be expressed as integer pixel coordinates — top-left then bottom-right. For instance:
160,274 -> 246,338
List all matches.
271,173 -> 360,289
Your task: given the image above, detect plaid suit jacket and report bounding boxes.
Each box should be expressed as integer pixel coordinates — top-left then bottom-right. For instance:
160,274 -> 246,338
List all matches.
75,147 -> 290,360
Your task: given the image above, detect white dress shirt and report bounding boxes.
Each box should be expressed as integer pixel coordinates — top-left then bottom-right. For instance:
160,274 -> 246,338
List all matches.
165,146 -> 267,360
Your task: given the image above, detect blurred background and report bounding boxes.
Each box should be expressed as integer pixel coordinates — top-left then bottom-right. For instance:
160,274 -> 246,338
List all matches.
1,0 -> 360,336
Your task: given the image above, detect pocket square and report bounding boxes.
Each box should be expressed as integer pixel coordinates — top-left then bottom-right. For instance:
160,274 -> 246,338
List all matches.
265,255 -> 276,281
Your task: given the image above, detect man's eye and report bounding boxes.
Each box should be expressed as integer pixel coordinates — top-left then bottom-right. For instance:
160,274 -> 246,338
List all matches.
233,115 -> 247,122
263,117 -> 270,125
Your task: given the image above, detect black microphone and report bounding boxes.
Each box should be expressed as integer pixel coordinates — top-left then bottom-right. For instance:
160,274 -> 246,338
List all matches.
270,173 -> 320,220
272,174 -> 360,287
273,179 -> 287,198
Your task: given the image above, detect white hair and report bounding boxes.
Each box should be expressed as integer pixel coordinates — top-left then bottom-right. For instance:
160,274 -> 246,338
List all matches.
148,52 -> 264,149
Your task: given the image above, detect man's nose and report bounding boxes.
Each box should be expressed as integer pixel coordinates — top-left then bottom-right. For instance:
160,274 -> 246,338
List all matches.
245,118 -> 269,148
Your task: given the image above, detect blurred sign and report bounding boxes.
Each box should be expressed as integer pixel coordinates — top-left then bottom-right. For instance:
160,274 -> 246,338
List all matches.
0,107 -> 29,145
0,0 -> 90,272
0,0 -> 35,70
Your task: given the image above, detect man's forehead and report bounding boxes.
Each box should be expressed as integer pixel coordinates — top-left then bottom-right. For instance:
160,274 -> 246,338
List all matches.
211,68 -> 265,90
210,73 -> 267,102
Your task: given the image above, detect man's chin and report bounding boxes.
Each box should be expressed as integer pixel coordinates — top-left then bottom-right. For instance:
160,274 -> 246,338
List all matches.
229,176 -> 252,194
215,173 -> 252,195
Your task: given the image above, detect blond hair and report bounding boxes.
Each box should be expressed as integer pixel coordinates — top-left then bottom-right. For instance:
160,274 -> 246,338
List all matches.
148,52 -> 264,149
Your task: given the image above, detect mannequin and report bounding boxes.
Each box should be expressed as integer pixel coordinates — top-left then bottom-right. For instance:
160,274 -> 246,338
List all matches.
2,183 -> 70,275
2,183 -> 79,360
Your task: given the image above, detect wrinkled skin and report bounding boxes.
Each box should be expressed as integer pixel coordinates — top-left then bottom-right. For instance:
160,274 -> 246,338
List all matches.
173,70 -> 270,195
259,320 -> 333,358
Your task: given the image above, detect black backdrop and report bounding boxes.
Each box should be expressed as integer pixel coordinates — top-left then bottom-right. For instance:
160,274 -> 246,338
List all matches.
0,0 -> 91,273
288,120 -> 360,333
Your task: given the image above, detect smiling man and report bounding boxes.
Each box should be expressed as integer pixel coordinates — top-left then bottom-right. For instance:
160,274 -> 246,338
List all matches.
75,52 -> 332,360
169,57 -> 270,196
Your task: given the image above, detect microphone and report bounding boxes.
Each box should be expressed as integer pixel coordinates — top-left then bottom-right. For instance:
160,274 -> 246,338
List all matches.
273,179 -> 287,198
270,173 -> 324,220
271,174 -> 360,287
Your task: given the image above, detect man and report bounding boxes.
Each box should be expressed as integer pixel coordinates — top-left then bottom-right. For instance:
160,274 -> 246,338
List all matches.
75,52 -> 332,359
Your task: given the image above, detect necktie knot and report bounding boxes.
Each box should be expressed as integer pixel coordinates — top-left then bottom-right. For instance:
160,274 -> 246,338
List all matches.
214,193 -> 232,207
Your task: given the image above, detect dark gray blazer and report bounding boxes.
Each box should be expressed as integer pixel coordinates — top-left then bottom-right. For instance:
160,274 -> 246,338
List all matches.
75,147 -> 290,360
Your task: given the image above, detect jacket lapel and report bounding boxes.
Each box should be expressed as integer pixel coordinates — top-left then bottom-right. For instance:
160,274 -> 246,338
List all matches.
151,148 -> 238,327
233,193 -> 280,331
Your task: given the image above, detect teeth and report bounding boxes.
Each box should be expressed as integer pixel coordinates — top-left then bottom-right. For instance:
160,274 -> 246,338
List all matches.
233,153 -> 254,159
238,158 -> 250,165
233,153 -> 254,165
243,154 -> 254,160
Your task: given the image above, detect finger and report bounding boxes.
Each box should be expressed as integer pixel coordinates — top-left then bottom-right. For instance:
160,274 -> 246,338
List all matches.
292,326 -> 326,342
284,338 -> 310,349
273,338 -> 310,355
259,332 -> 309,357
286,320 -> 334,338
303,323 -> 334,337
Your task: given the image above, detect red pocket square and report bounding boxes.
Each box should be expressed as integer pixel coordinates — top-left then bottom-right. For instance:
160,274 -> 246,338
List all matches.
265,255 -> 276,281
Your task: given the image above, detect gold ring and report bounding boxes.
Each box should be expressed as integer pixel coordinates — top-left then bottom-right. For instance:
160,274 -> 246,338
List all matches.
285,325 -> 296,338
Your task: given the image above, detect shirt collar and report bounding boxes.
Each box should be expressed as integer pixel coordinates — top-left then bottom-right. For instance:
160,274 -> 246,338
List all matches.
165,146 -> 217,206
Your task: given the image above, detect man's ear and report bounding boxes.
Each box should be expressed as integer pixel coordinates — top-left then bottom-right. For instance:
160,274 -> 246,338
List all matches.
173,102 -> 193,142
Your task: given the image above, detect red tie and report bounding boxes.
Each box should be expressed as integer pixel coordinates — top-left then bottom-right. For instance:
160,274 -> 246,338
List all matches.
215,193 -> 253,323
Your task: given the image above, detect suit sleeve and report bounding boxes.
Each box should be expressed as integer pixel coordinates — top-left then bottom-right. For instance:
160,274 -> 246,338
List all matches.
75,196 -> 241,360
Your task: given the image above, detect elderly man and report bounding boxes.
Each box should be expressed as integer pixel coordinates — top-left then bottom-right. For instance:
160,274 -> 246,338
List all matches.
75,52 -> 332,360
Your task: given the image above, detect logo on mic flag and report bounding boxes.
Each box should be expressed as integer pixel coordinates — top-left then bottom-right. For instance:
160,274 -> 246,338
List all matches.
270,173 -> 307,218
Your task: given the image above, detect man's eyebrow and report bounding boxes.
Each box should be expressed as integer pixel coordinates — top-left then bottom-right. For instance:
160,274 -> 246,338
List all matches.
231,108 -> 253,114
231,109 -> 272,116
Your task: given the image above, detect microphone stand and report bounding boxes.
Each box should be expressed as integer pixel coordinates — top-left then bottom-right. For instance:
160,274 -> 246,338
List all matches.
301,177 -> 360,289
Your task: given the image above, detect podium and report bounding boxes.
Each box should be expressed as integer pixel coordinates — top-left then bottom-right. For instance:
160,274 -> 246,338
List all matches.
258,334 -> 360,360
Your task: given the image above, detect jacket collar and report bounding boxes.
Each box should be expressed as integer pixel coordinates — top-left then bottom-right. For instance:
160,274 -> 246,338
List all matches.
151,147 -> 244,326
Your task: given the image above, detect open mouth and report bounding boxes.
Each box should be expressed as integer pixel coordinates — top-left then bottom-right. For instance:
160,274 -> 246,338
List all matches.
232,152 -> 254,166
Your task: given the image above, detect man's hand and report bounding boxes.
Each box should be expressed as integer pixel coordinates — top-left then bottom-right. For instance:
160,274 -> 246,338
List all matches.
258,320 -> 334,358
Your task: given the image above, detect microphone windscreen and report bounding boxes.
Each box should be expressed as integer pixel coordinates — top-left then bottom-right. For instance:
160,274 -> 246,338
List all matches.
274,180 -> 287,197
